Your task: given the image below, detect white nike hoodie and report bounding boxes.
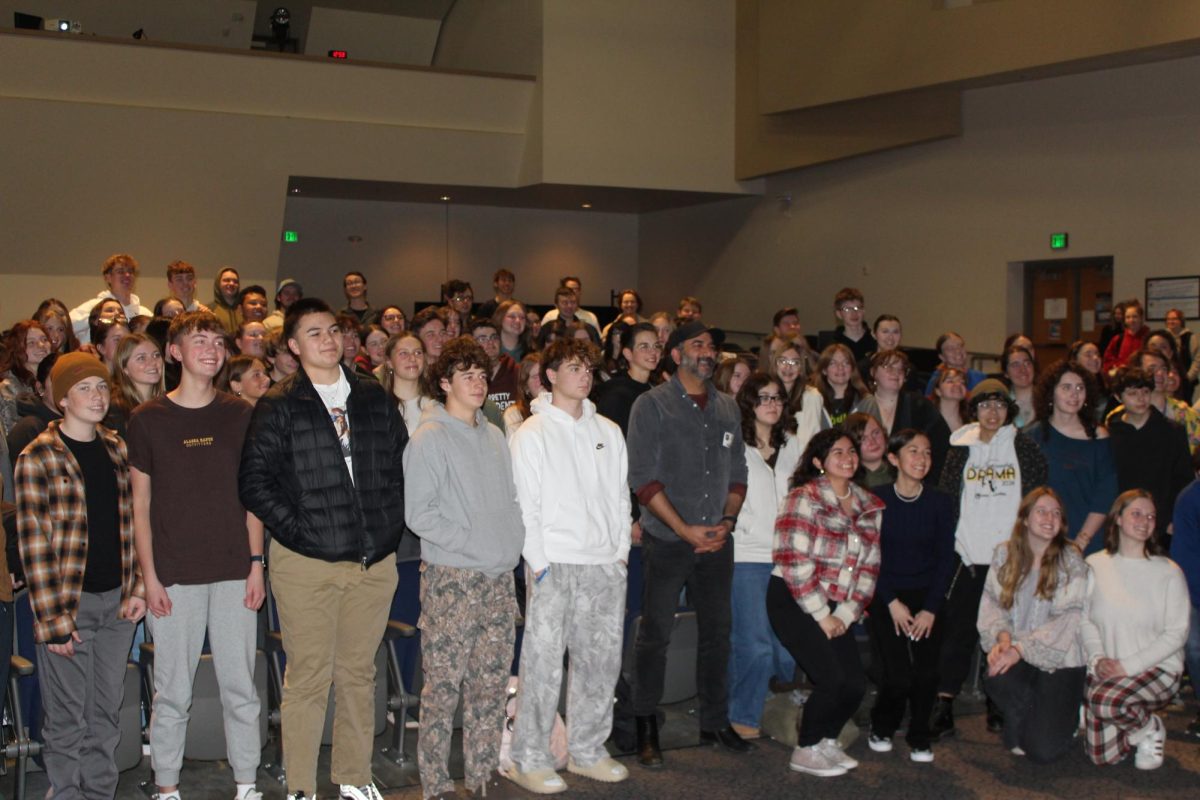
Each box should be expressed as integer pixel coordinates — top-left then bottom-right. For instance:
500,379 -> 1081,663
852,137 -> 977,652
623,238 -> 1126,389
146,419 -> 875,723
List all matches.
509,394 -> 632,573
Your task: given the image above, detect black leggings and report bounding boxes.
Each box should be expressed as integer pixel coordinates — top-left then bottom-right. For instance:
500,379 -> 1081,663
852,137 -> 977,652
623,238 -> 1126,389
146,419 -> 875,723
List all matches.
984,661 -> 1086,763
766,577 -> 865,747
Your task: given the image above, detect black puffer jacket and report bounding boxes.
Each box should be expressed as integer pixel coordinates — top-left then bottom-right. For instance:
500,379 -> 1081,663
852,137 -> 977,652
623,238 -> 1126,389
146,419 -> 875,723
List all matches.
239,365 -> 407,565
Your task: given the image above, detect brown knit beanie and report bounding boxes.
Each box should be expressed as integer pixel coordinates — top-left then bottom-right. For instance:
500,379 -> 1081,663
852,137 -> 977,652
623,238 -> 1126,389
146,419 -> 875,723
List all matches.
50,352 -> 109,409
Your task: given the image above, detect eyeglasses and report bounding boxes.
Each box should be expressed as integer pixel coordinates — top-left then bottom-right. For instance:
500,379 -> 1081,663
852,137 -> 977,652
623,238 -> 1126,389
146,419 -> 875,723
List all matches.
634,342 -> 664,352
474,334 -> 499,343
839,304 -> 862,313
977,400 -> 1009,411
776,357 -> 802,368
452,294 -> 473,303
878,363 -> 907,374
382,313 -> 404,322
755,394 -> 784,406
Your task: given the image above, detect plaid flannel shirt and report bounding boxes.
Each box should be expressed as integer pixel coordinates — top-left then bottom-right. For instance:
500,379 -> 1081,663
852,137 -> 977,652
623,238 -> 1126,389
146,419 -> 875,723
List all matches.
772,476 -> 884,627
15,420 -> 143,642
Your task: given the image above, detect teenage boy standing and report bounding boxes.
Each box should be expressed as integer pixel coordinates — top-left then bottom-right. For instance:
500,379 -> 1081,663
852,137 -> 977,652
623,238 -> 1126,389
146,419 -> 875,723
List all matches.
506,338 -> 631,793
16,352 -> 146,798
127,311 -> 265,800
240,298 -> 406,800
404,337 -> 524,800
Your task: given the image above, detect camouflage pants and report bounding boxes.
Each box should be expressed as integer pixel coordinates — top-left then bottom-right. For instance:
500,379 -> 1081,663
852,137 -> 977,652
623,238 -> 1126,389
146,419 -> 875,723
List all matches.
511,562 -> 627,772
417,563 -> 517,798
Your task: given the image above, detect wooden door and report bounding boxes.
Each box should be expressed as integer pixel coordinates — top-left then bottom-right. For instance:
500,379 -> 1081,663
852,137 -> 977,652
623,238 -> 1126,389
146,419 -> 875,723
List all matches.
1025,257 -> 1113,366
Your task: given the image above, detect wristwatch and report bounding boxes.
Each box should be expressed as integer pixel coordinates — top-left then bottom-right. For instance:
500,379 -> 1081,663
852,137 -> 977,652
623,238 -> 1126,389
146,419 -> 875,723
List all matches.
250,554 -> 266,567
719,515 -> 738,528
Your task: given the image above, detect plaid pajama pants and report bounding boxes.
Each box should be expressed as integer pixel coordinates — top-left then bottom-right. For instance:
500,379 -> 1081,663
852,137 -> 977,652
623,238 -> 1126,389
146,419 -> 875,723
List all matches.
1084,667 -> 1179,765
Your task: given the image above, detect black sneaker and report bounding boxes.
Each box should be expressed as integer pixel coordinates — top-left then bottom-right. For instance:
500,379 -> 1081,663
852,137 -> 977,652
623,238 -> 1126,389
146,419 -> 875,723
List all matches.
1186,713 -> 1200,740
930,696 -> 956,740
986,698 -> 1004,734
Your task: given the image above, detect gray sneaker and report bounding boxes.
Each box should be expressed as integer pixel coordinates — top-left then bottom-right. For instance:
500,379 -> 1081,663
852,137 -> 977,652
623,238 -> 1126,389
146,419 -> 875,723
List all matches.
819,738 -> 859,769
789,744 -> 848,777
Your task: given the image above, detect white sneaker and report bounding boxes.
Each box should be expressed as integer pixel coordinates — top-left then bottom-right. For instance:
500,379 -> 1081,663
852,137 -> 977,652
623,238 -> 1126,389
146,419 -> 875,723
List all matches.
910,747 -> 935,763
236,790 -> 264,800
1134,714 -> 1165,770
339,784 -> 384,800
818,738 -> 859,769
788,744 -> 847,777
867,733 -> 893,753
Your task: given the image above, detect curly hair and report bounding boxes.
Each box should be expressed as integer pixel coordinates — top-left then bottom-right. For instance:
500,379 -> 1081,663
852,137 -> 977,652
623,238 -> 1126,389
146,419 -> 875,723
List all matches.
1032,359 -> 1100,440
539,337 -> 601,391
429,336 -> 491,405
736,372 -> 790,453
790,427 -> 857,490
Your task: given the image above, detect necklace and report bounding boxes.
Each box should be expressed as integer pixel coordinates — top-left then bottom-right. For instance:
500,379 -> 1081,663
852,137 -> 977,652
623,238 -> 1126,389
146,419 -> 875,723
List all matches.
895,485 -> 923,503
834,484 -> 852,500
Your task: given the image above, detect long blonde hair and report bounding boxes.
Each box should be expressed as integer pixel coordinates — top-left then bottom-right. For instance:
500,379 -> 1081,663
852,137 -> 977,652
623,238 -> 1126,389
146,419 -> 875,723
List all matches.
996,487 -> 1076,610
109,333 -> 165,414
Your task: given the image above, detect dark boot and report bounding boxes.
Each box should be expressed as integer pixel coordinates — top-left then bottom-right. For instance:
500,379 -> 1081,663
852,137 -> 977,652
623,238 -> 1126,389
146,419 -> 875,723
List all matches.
636,714 -> 664,768
986,697 -> 1005,734
930,696 -> 956,740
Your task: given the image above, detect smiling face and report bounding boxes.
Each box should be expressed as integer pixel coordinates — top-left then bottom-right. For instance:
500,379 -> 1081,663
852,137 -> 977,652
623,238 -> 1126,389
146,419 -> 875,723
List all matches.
816,436 -> 859,481
388,335 -> 425,383
1124,305 -> 1143,332
730,362 -> 751,396
60,375 -> 110,424
288,311 -> 343,372
23,326 -> 51,371
103,262 -> 136,298
935,370 -> 967,402
871,356 -> 906,393
39,313 -> 67,352
364,329 -> 388,366
835,299 -> 864,330
418,319 -> 447,363
940,334 -> 967,370
823,350 -> 853,391
449,288 -> 474,316
875,320 -> 902,351
234,359 -> 271,401
556,291 -> 579,319
620,292 -> 640,316
167,270 -> 196,302
380,307 -> 406,335
1005,350 -> 1035,389
343,273 -> 367,301
624,330 -> 661,375
888,433 -> 932,484
441,365 -> 489,416
1052,370 -> 1087,417
124,340 -> 163,387
237,322 -> 267,358
674,332 -> 716,381
1138,352 -> 1169,393
501,304 -> 527,338
219,270 -> 241,303
97,299 -> 126,323
1075,343 -> 1102,374
775,313 -> 802,338
775,347 -> 803,389
1116,496 -> 1157,550
473,324 -> 501,360
240,292 -> 268,322
1025,493 -> 1064,545
974,397 -> 1010,434
170,328 -> 227,380
97,323 -> 129,364
1165,310 -> 1185,335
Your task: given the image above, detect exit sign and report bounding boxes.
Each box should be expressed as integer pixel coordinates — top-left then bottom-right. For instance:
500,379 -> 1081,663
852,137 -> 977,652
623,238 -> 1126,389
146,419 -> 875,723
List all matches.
283,231 -> 298,243
1050,232 -> 1069,250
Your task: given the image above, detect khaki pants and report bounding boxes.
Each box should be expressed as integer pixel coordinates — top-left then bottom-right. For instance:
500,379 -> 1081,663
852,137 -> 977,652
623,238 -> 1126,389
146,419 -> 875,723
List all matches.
270,542 -> 398,794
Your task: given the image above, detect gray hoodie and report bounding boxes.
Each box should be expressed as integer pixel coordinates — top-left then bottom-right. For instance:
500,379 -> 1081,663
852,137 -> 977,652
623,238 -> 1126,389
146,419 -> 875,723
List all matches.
403,402 -> 524,577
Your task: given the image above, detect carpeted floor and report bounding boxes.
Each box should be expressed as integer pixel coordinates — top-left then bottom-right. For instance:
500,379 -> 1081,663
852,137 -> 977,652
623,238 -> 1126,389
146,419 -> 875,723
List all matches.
14,695 -> 1200,798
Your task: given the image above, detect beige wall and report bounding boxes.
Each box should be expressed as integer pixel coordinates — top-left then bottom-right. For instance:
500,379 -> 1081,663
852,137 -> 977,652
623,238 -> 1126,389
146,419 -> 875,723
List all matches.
434,0 -> 542,76
540,0 -> 753,194
277,197 -> 639,314
642,54 -> 1200,353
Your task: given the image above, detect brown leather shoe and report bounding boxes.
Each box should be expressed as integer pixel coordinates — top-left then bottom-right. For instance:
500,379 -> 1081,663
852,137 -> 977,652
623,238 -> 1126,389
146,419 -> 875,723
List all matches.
635,715 -> 664,768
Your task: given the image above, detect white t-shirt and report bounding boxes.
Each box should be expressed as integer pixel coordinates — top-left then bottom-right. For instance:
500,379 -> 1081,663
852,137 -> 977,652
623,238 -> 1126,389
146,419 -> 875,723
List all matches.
313,370 -> 353,482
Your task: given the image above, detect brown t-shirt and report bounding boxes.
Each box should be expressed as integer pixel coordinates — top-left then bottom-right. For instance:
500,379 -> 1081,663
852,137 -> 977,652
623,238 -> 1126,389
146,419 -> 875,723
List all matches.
127,392 -> 253,586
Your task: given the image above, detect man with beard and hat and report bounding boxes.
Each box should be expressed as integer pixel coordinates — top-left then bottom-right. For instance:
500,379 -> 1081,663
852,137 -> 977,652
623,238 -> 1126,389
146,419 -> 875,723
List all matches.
626,320 -> 752,767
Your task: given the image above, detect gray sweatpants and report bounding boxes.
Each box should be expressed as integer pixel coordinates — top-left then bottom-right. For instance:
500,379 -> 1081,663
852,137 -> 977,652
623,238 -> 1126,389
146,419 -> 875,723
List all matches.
511,562 -> 626,772
146,580 -> 261,786
37,588 -> 134,800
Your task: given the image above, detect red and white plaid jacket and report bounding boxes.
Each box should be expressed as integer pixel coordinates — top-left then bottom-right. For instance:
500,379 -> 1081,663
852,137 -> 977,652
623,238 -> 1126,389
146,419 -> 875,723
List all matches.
772,476 -> 884,627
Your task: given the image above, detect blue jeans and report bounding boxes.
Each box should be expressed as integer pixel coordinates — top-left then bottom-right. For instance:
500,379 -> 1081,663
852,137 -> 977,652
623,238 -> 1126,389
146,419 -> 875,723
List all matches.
1186,605 -> 1200,688
727,563 -> 794,728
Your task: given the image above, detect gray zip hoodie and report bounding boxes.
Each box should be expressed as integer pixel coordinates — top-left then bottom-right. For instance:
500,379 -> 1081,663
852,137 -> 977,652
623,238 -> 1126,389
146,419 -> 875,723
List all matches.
403,402 -> 524,577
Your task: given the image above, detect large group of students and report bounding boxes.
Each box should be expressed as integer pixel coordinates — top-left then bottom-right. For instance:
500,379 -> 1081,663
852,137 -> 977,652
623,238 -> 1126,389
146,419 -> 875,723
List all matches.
1,254 -> 1198,799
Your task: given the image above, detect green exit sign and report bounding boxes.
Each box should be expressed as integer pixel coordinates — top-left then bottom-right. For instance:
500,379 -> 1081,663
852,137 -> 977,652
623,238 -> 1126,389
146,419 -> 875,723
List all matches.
1050,232 -> 1068,250
283,231 -> 298,243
